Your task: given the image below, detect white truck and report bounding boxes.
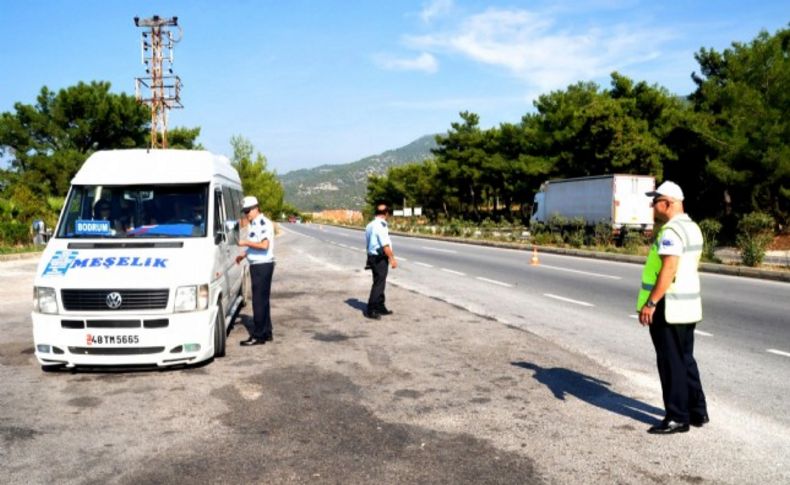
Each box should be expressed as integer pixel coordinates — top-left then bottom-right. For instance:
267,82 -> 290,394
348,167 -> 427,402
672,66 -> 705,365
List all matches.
530,174 -> 655,233
31,149 -> 250,370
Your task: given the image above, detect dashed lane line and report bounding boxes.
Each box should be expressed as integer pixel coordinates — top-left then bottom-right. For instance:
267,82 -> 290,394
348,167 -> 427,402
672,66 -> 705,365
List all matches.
414,262 -> 434,268
441,268 -> 466,276
537,264 -> 621,280
476,277 -> 513,288
766,349 -> 790,358
420,246 -> 458,254
544,293 -> 594,307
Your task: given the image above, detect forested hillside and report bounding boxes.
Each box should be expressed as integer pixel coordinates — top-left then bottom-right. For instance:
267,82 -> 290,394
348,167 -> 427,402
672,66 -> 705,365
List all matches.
279,135 -> 437,211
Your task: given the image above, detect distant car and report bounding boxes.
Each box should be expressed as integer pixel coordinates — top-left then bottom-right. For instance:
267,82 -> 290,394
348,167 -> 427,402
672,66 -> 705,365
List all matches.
288,216 -> 297,223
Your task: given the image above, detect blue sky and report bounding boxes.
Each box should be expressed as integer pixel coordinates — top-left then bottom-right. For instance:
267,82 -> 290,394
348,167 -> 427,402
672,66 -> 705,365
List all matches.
1,1 -> 787,174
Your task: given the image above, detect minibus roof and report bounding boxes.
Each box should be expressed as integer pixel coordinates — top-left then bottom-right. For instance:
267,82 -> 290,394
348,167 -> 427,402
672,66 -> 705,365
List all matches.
72,149 -> 240,186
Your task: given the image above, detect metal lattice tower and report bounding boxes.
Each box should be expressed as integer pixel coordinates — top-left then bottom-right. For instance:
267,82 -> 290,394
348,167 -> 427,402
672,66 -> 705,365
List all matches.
134,15 -> 183,149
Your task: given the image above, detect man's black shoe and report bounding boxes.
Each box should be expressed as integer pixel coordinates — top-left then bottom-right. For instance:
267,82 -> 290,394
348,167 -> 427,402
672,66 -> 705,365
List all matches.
364,311 -> 381,320
690,415 -> 709,428
647,420 -> 690,434
240,337 -> 267,346
377,308 -> 394,316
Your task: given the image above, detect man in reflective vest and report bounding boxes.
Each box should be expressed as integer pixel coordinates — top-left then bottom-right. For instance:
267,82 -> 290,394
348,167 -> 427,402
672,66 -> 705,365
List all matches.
638,181 -> 708,434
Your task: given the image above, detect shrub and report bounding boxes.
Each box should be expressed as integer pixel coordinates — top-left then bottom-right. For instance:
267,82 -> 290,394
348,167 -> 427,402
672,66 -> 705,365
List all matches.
547,214 -> 568,234
593,222 -> 613,247
698,218 -> 722,262
736,212 -> 774,267
564,217 -> 585,248
0,221 -> 30,246
622,229 -> 646,251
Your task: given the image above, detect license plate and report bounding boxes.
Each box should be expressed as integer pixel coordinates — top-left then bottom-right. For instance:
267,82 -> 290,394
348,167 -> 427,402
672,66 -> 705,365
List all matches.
85,334 -> 140,346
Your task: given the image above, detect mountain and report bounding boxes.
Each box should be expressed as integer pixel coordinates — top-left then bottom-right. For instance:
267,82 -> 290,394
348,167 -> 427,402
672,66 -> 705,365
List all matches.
280,134 -> 438,211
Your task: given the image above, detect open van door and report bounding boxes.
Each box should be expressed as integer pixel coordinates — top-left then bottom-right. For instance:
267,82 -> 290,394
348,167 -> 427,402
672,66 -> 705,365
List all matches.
213,188 -> 241,317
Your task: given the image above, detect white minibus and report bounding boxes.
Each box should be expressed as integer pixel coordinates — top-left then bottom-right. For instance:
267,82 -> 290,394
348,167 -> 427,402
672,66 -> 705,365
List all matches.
31,149 -> 249,370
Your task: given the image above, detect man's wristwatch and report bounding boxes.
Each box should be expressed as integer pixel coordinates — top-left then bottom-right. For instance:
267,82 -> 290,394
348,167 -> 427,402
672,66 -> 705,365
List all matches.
646,300 -> 657,309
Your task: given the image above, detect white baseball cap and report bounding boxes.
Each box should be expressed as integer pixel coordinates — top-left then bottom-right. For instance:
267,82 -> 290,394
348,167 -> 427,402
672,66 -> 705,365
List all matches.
646,181 -> 684,201
241,196 -> 259,210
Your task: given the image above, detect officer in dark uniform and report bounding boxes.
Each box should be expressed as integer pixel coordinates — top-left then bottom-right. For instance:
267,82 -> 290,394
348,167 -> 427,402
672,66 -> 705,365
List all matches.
236,196 -> 275,346
364,203 -> 397,319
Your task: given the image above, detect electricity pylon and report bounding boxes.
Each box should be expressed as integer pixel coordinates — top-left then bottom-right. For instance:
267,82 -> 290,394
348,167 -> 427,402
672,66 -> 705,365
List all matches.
134,15 -> 183,149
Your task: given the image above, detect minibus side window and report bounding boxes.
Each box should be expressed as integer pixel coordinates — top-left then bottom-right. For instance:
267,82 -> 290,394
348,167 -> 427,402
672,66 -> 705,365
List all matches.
214,189 -> 225,244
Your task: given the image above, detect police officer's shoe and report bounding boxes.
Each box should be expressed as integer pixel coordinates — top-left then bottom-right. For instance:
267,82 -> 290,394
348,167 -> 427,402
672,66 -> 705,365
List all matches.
363,311 -> 381,320
647,419 -> 689,434
690,414 -> 709,427
240,337 -> 267,346
377,308 -> 394,316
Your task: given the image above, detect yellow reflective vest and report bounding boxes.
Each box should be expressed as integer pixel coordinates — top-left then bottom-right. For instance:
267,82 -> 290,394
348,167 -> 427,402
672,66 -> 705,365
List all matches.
637,214 -> 704,323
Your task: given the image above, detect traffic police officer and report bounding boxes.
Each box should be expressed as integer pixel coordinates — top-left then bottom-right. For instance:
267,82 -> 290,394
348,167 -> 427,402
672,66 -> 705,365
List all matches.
364,203 -> 397,319
638,181 -> 708,434
236,196 -> 275,346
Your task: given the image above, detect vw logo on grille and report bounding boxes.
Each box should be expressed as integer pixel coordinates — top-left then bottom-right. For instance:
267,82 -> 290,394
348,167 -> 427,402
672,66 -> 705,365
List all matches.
105,292 -> 123,310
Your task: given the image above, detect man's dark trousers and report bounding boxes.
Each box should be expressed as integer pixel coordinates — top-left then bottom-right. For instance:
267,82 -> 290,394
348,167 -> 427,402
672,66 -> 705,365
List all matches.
250,262 -> 274,339
366,253 -> 388,313
649,300 -> 707,423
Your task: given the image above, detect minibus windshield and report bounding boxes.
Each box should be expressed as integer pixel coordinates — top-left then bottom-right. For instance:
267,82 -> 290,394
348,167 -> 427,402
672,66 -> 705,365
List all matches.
57,184 -> 209,239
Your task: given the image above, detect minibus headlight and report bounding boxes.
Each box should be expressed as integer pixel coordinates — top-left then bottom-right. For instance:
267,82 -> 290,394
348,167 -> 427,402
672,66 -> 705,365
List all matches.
174,284 -> 210,313
174,286 -> 197,313
34,287 -> 58,314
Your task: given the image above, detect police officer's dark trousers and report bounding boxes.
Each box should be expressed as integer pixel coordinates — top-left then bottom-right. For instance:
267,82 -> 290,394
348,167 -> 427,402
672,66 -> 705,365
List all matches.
649,300 -> 707,423
366,253 -> 388,313
250,262 -> 275,339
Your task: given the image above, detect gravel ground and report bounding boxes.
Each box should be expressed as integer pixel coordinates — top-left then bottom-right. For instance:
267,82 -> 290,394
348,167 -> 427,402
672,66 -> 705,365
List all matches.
0,233 -> 787,484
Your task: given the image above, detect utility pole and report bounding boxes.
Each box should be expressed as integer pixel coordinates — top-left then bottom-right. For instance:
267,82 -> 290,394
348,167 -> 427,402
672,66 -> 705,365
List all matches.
133,15 -> 183,149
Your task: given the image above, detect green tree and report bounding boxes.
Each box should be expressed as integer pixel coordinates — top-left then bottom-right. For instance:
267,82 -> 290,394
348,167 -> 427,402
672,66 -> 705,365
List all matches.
0,82 -> 149,200
230,135 -> 284,218
153,126 -> 203,150
691,26 -> 790,228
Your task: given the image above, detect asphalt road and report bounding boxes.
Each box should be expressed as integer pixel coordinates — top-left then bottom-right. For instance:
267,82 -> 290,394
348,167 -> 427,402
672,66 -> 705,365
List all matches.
2,229 -> 789,484
286,223 -> 790,429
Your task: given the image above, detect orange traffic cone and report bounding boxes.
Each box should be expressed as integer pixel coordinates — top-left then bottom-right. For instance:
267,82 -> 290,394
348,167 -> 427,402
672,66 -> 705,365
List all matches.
530,247 -> 540,266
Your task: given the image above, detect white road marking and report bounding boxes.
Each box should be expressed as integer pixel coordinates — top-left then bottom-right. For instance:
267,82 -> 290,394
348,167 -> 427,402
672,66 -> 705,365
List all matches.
415,262 -> 434,268
543,293 -> 594,307
441,268 -> 466,276
537,264 -> 621,280
398,256 -> 409,261
766,349 -> 790,358
629,315 -> 638,319
421,246 -> 458,254
476,277 -> 513,288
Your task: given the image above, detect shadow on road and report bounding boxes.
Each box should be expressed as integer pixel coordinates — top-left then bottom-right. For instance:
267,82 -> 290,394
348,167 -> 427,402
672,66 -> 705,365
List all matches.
344,298 -> 367,313
511,361 -> 663,425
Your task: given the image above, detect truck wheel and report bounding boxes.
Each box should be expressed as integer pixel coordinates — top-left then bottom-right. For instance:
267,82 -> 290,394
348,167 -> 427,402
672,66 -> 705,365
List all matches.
214,303 -> 226,358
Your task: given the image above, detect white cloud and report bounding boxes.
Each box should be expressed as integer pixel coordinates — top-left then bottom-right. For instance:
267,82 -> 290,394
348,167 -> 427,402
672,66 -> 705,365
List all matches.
404,7 -> 674,94
420,0 -> 454,23
374,52 -> 439,73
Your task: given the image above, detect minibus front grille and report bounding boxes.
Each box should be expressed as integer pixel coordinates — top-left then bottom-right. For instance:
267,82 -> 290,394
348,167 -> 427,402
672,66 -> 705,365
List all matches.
61,289 -> 169,311
86,320 -> 142,328
68,346 -> 165,355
